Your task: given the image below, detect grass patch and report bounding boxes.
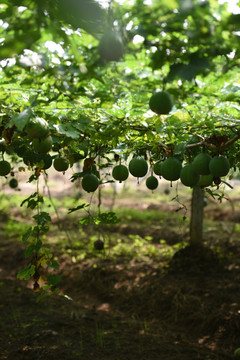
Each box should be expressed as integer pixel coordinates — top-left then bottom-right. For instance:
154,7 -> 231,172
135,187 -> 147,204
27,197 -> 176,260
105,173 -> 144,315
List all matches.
115,206 -> 185,224
4,219 -> 30,239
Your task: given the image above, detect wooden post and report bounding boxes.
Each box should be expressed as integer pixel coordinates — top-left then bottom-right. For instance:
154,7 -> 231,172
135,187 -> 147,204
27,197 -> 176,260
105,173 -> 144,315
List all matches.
190,186 -> 204,246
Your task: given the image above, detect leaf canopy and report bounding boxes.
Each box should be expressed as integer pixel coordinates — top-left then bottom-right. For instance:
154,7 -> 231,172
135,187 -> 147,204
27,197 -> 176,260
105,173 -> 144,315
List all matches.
0,0 -> 240,171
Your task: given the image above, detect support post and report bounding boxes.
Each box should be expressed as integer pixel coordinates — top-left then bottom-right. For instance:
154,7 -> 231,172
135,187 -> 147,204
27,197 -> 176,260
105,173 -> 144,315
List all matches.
189,186 -> 204,246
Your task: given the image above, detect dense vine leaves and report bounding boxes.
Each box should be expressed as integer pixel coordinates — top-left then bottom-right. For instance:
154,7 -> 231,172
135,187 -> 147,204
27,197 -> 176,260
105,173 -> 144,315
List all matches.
1,0 -> 240,294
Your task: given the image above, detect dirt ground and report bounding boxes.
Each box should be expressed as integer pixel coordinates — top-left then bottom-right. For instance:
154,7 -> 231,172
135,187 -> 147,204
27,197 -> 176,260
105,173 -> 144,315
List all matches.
1,177 -> 240,360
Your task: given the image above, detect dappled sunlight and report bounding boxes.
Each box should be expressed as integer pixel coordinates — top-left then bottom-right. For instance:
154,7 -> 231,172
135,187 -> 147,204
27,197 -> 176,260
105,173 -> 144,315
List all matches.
97,302 -> 111,312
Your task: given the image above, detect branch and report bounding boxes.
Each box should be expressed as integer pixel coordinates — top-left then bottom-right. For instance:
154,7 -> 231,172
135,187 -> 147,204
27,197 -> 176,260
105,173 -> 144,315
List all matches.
186,140 -> 217,151
186,133 -> 240,152
220,134 -> 240,150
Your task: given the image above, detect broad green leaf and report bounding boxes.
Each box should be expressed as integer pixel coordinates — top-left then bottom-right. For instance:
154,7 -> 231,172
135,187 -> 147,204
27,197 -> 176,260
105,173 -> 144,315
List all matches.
94,212 -> 119,225
152,0 -> 178,10
35,239 -> 42,253
74,115 -> 91,132
32,212 -> 51,226
28,199 -> 38,209
20,192 -> 38,207
25,243 -> 37,258
22,228 -> 32,243
79,216 -> 92,225
47,274 -> 61,286
174,142 -> 187,156
46,260 -> 60,270
57,0 -> 106,35
54,123 -> 80,139
17,264 -> 36,280
9,108 -> 33,131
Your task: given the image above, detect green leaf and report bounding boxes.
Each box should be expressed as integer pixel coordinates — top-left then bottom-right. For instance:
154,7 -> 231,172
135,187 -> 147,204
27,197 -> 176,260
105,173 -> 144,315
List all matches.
22,227 -> 32,243
25,243 -> 37,258
54,116 -> 91,139
57,0 -> 106,35
24,239 -> 42,257
174,142 -> 187,156
28,199 -> 38,209
167,56 -> 210,82
21,194 -> 44,210
27,175 -> 39,183
35,239 -> 42,252
46,260 -> 59,270
94,212 -> 119,225
17,264 -> 36,280
54,123 -> 80,139
68,202 -> 89,214
32,212 -> 51,225
152,0 -> 177,9
79,216 -> 92,225
9,108 -> 33,131
74,115 -> 91,132
70,171 -> 86,182
204,120 -> 215,130
20,192 -> 38,207
36,290 -> 48,302
47,274 -> 61,286
228,14 -> 240,26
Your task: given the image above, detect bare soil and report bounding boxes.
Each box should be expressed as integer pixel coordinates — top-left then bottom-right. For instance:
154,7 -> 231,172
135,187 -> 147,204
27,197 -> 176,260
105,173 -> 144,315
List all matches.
1,178 -> 240,359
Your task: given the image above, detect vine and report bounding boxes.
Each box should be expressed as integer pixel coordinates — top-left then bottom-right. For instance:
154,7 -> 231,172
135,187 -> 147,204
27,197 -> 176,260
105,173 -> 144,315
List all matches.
17,181 -> 60,300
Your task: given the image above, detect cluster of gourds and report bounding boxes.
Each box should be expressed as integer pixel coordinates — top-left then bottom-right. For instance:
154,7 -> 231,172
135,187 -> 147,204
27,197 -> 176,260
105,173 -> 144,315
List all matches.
110,152 -> 230,192
0,87 -> 230,193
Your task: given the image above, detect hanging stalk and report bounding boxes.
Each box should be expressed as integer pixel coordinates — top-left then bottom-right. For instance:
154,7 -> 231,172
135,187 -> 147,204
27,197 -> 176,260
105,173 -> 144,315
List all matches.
43,173 -> 73,249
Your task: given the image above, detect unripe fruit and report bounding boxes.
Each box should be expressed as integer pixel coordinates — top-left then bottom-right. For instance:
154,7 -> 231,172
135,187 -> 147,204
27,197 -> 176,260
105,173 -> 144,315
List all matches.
180,163 -> 200,187
32,135 -> 53,153
129,157 -> 148,178
94,239 -> 104,251
153,161 -> 162,176
11,139 -> 27,157
203,197 -> 208,207
52,143 -> 61,152
112,164 -> 129,182
23,152 -> 40,167
0,160 -> 11,176
9,178 -> 18,188
39,154 -> 52,170
197,174 -> 213,188
149,91 -> 173,115
27,117 -> 49,139
82,173 -> 99,193
146,175 -> 158,190
164,187 -> 170,195
24,152 -> 52,170
209,155 -> 230,177
99,30 -> 124,62
192,153 -> 211,175
53,157 -> 69,172
161,157 -> 182,181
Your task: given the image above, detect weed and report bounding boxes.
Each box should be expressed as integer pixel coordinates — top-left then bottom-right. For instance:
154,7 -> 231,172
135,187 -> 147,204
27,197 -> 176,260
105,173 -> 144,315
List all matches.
95,322 -> 104,349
